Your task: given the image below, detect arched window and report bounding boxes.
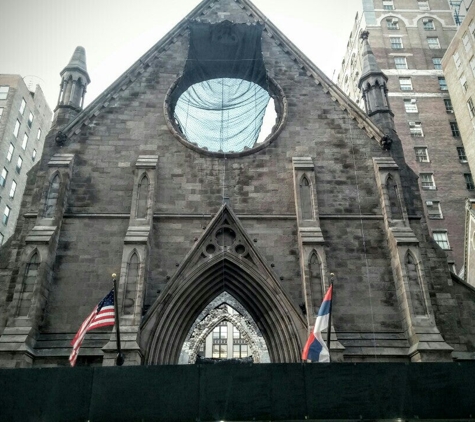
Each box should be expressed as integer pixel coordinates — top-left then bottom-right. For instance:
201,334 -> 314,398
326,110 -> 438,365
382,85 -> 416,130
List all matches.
136,174 -> 149,219
18,252 -> 40,317
44,174 -> 60,218
300,175 -> 313,220
124,252 -> 140,315
405,252 -> 427,315
386,174 -> 402,219
309,251 -> 323,315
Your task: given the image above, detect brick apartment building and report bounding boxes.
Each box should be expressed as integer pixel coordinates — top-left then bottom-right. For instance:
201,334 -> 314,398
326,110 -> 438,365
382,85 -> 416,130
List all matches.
336,0 -> 474,273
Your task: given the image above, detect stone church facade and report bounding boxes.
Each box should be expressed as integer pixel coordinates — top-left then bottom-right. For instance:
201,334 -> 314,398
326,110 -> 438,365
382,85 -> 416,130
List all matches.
0,0 -> 474,368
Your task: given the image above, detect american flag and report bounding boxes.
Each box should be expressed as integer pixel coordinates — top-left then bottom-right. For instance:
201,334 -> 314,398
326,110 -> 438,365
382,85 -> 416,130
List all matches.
69,289 -> 115,367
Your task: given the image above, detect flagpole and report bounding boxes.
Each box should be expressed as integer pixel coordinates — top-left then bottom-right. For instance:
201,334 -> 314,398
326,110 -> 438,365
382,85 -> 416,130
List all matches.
112,273 -> 125,366
326,273 -> 334,363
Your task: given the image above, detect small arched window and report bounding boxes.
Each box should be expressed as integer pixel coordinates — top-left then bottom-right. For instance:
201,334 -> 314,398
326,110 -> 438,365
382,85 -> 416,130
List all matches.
386,174 -> 402,219
405,252 -> 427,316
124,252 -> 140,315
136,174 -> 149,219
18,252 -> 40,317
309,251 -> 323,314
300,175 -> 313,220
45,174 -> 60,218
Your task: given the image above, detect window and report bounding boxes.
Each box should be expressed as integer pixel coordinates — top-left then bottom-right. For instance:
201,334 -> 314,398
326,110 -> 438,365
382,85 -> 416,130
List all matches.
404,99 -> 418,113
426,201 -> 442,219
460,75 -> 468,92
16,156 -> 23,173
0,168 -> 7,187
21,133 -> 28,150
433,231 -> 449,249
409,121 -> 423,137
212,323 -> 227,339
465,173 -> 475,190
468,97 -> 475,118
383,0 -> 394,10
387,18 -> 399,30
19,99 -> 26,115
423,19 -> 435,30
9,180 -> 17,199
454,52 -> 462,68
212,344 -> 227,359
7,144 -> 14,162
2,206 -> 11,226
13,120 -> 20,138
450,122 -> 460,137
36,128 -> 41,141
427,37 -> 440,49
470,57 -> 475,77
0,86 -> 9,100
27,112 -> 33,128
463,32 -> 471,52
438,77 -> 447,90
420,173 -> 435,189
394,57 -> 408,69
0,107 -> 3,118
390,37 -> 403,49
233,344 -> 248,358
432,58 -> 442,69
415,147 -> 429,162
44,174 -> 60,217
399,77 -> 412,91
457,147 -> 467,162
444,99 -> 453,113
32,149 -> 37,161
0,232 -> 3,246
418,1 -> 430,10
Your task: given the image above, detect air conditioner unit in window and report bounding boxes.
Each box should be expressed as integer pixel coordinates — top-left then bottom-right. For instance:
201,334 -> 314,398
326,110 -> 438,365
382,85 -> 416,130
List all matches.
409,122 -> 416,127
423,18 -> 430,23
411,99 -> 417,103
426,201 -> 433,206
392,18 -> 399,23
448,110 -> 454,113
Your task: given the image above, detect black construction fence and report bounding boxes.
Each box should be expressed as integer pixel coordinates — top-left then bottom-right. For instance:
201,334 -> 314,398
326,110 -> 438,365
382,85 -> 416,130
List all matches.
1,362 -> 474,421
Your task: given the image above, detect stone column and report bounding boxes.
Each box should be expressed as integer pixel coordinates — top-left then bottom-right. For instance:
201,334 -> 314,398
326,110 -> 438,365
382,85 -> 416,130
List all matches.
0,154 -> 74,367
292,157 -> 344,361
102,155 -> 158,366
373,157 -> 453,361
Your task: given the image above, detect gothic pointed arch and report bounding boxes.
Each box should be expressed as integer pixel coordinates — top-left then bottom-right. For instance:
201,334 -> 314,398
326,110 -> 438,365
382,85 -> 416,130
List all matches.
308,250 -> 323,314
182,296 -> 269,364
140,204 -> 307,364
405,251 -> 427,316
123,250 -> 140,315
299,174 -> 313,220
17,249 -> 41,317
386,174 -> 402,220
44,172 -> 61,218
136,173 -> 150,218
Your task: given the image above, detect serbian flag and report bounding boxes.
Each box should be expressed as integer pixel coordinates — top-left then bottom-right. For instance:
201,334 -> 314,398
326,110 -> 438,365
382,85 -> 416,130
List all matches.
302,284 -> 333,362
69,289 -> 115,367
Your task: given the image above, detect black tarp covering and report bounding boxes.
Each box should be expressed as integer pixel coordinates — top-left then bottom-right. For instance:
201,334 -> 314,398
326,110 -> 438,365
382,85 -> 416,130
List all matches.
171,21 -> 271,153
172,21 -> 268,101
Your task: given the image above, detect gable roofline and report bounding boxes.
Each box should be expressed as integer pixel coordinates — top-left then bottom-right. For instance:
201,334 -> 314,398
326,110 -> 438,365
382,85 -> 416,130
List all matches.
60,0 -> 385,144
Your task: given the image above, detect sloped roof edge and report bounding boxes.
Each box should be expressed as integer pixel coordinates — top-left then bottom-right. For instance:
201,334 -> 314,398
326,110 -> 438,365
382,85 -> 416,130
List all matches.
61,0 -> 385,143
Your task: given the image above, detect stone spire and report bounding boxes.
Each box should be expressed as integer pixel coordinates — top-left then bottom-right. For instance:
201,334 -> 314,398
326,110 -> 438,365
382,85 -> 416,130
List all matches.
358,31 -> 395,141
53,46 -> 90,127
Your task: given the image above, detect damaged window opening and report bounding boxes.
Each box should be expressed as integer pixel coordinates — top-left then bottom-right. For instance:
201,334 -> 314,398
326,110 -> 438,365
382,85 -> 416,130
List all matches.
174,78 -> 276,152
166,21 -> 284,155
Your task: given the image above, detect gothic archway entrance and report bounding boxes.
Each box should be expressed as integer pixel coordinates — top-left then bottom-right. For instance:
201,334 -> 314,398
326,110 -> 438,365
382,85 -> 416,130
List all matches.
139,205 -> 307,364
180,292 -> 270,364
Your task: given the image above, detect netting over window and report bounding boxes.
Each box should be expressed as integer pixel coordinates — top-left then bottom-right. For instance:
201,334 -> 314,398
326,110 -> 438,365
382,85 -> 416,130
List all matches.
170,21 -> 274,153
174,78 -> 270,152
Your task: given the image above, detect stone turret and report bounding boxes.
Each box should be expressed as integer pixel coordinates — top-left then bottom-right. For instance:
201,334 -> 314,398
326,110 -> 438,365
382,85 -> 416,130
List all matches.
358,31 -> 395,136
52,46 -> 90,127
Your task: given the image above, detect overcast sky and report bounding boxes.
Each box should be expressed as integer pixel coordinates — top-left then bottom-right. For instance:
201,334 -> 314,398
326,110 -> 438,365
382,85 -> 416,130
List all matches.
0,0 -> 362,110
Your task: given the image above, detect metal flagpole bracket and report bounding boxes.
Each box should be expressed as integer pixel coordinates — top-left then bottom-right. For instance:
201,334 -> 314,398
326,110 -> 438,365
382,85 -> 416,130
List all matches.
112,273 -> 125,366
